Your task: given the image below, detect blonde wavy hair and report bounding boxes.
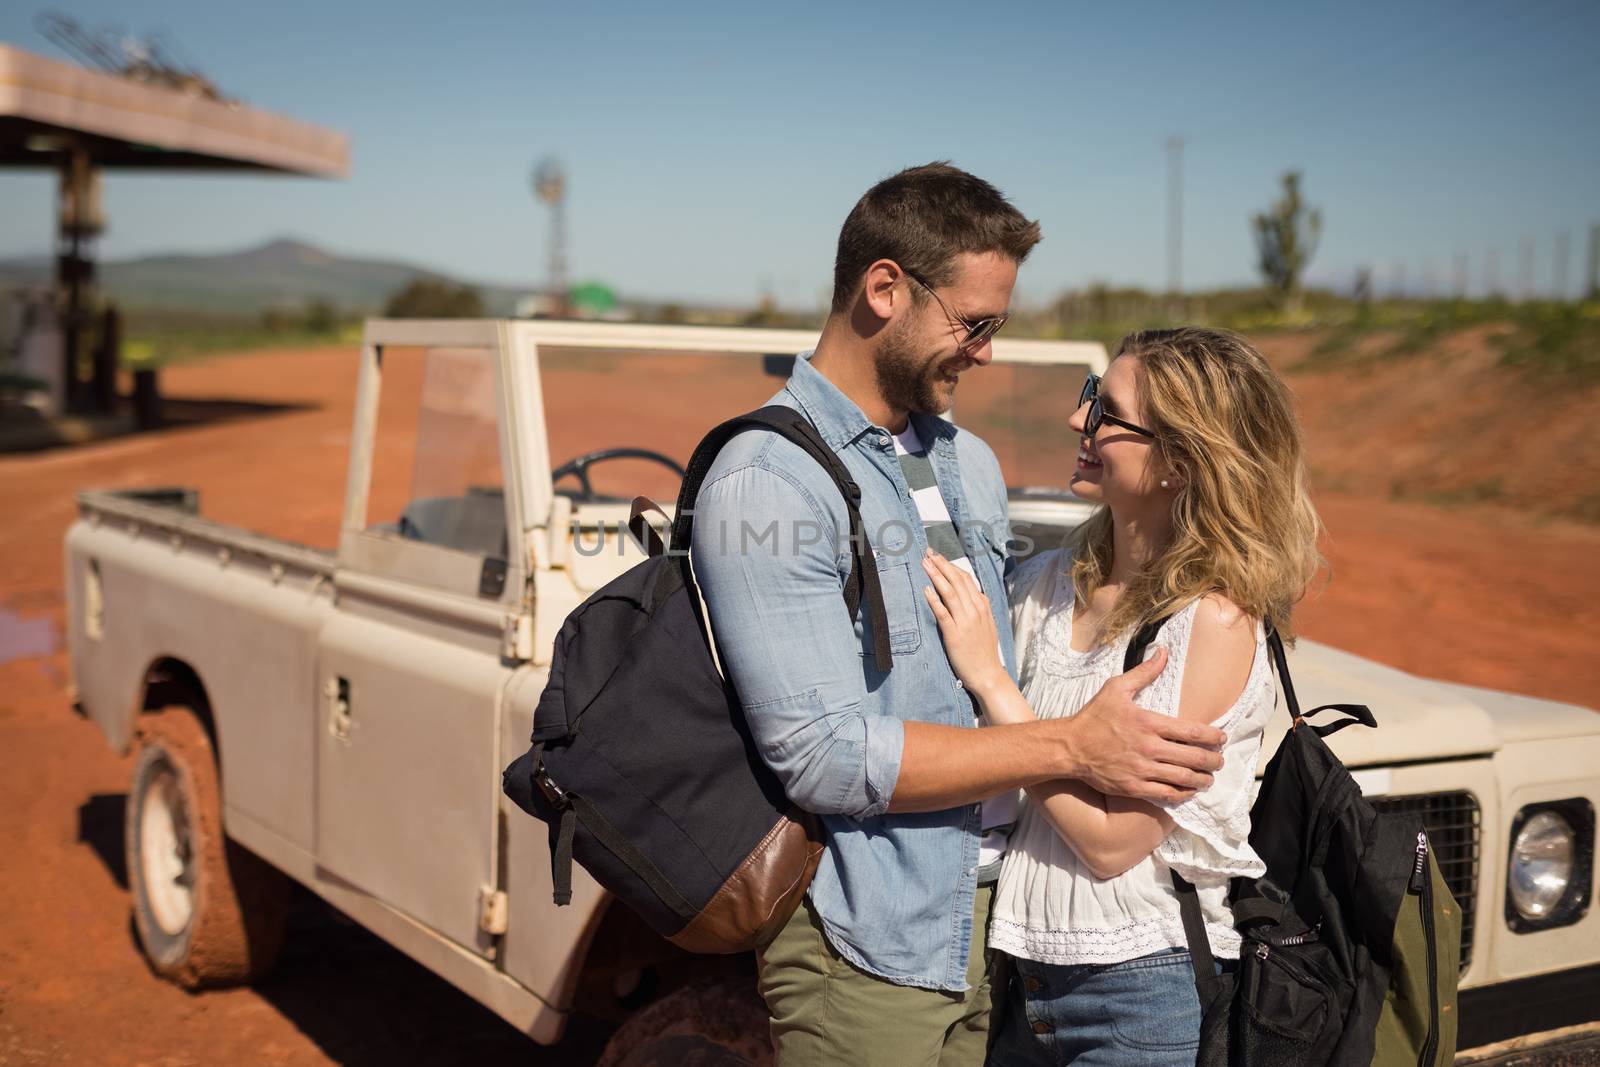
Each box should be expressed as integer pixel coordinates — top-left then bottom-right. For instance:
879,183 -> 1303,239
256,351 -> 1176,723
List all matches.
1066,326 -> 1323,644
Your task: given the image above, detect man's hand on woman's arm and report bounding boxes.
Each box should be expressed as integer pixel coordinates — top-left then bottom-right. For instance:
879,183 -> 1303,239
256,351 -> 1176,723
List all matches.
889,648 -> 1224,812
970,645 -> 1228,800
909,549 -> 1225,811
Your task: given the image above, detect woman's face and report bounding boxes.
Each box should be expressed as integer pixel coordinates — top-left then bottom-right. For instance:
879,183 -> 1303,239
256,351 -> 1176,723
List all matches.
1068,355 -> 1165,507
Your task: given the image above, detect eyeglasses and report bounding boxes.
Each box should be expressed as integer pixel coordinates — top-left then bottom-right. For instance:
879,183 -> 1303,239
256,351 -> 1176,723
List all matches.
903,268 -> 1009,353
1079,373 -> 1156,438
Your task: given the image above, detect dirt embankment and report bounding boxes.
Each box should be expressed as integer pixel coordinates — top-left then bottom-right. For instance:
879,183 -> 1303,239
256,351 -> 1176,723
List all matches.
1256,326 -> 1600,523
1261,325 -> 1600,706
1,335 -> 1598,1065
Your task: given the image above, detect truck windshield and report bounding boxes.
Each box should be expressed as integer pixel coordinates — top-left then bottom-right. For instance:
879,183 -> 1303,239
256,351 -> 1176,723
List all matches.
540,347 -> 788,505
365,345 -> 508,560
537,346 -> 1096,508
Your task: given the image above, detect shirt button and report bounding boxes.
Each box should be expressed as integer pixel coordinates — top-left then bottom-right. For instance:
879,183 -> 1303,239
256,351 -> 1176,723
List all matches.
966,867 -> 976,876
1032,1020 -> 1050,1035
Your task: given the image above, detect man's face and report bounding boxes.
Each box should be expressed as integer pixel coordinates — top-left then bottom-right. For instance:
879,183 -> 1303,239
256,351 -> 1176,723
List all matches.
873,251 -> 1017,417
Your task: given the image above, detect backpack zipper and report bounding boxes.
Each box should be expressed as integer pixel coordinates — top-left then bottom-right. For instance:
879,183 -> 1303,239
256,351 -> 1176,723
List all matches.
1412,830 -> 1441,1067
1248,921 -> 1324,966
1274,922 -> 1321,946
1253,921 -> 1322,959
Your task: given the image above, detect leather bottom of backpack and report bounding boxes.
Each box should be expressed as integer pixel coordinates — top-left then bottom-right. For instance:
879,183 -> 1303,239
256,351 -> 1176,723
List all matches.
668,809 -> 825,955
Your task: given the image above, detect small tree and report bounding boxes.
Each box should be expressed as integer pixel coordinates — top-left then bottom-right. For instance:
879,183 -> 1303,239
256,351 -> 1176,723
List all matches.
301,298 -> 339,333
1253,171 -> 1321,315
383,279 -> 485,318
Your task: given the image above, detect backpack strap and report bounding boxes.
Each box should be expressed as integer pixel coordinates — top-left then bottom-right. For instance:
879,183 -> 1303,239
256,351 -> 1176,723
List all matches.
627,496 -> 669,558
566,792 -> 696,920
1122,617 -> 1220,988
1122,616 -> 1169,673
1264,619 -> 1377,736
665,404 -> 894,672
533,741 -> 697,919
1170,871 -> 1222,989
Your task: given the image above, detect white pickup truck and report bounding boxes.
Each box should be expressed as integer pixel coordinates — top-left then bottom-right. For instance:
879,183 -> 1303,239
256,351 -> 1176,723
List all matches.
64,320 -> 1600,1062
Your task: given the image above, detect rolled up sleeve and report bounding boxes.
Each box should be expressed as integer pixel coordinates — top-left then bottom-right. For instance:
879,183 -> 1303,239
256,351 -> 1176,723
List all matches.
690,460 -> 904,819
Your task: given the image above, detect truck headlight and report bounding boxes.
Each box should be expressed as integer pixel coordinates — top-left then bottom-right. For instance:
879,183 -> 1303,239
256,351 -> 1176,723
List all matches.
1509,812 -> 1573,919
1505,800 -> 1594,933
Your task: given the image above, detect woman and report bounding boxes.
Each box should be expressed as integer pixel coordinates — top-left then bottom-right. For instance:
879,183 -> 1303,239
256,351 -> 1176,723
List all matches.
921,327 -> 1322,1066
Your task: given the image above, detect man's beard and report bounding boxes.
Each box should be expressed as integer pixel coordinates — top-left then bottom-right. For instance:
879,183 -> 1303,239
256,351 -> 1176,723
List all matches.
873,318 -> 952,416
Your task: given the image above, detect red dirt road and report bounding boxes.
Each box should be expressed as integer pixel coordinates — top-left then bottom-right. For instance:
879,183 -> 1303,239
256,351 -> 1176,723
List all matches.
2,342 -> 1598,1065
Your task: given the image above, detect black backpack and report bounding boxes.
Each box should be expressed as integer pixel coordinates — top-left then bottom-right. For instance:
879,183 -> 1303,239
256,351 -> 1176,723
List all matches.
1124,618 -> 1459,1067
501,406 -> 895,954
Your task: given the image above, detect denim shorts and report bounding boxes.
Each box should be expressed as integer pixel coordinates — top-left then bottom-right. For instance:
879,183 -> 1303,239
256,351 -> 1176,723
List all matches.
987,948 -> 1205,1067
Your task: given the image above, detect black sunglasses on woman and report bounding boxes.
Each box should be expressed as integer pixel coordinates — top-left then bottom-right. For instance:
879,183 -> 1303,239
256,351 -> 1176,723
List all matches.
1079,373 -> 1156,438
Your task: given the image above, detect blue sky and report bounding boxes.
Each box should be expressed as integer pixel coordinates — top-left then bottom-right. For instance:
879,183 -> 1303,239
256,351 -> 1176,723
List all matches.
1,0 -> 1596,308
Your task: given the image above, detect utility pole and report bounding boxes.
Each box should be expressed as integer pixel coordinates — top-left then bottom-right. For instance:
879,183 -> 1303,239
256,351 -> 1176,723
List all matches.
1553,231 -> 1571,301
1486,247 -> 1501,299
1452,253 -> 1468,298
1518,236 -> 1535,303
1588,224 -> 1599,301
1165,135 -> 1184,301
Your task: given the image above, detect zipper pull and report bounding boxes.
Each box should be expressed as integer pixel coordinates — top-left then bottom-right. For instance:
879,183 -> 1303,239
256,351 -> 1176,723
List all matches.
1275,922 -> 1322,946
1255,942 -> 1270,961
1409,830 -> 1428,894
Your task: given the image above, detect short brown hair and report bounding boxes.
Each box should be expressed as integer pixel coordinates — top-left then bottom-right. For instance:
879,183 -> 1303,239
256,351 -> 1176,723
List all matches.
831,162 -> 1041,313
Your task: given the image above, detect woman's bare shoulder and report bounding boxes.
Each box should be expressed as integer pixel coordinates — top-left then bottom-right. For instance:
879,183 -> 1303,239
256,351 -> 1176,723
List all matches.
1195,591 -> 1257,634
1173,592 -> 1260,724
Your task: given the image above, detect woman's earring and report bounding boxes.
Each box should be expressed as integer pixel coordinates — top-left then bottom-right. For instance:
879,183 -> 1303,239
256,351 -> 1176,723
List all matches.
1160,479 -> 1170,489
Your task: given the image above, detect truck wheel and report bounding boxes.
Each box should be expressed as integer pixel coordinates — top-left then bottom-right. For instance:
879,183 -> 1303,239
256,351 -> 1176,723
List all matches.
597,978 -> 773,1067
125,706 -> 291,988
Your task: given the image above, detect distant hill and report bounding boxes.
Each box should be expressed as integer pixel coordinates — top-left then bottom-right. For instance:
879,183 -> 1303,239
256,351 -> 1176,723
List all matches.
0,238 -> 529,315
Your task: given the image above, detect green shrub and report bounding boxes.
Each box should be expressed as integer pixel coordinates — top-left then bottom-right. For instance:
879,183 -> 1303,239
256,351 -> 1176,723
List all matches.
1494,302 -> 1600,380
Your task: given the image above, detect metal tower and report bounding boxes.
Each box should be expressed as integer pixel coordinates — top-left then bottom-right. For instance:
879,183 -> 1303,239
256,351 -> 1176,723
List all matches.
532,158 -> 567,315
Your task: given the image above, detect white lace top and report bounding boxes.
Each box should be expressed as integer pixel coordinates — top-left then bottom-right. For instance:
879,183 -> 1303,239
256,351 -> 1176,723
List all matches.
987,548 -> 1275,965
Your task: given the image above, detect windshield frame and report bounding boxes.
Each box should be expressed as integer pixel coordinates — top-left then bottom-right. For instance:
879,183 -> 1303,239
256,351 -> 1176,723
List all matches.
361,319 -> 1109,544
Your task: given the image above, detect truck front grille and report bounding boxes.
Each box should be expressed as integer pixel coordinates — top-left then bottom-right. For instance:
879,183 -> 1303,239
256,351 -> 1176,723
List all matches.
1372,791 -> 1481,972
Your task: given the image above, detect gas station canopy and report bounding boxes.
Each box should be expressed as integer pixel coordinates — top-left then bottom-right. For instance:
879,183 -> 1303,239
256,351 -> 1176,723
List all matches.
0,43 -> 348,176
0,42 -> 349,420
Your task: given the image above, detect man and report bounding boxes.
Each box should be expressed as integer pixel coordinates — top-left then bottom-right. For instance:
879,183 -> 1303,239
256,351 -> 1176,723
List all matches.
691,163 -> 1224,1064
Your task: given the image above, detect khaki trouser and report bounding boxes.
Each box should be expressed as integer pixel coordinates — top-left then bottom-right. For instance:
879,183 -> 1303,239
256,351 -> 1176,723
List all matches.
757,882 -> 997,1066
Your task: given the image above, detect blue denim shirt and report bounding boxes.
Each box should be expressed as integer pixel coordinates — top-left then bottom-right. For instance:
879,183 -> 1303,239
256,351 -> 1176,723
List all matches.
691,352 -> 1018,991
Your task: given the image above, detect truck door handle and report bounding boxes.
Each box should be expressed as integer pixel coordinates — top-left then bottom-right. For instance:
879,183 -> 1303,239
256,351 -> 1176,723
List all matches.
325,676 -> 352,740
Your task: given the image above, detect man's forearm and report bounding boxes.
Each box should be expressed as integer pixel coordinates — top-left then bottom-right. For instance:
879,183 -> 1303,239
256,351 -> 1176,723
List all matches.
888,649 -> 1223,810
887,718 -> 1082,813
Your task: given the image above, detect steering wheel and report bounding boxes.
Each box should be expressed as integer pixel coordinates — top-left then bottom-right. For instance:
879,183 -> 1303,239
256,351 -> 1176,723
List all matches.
551,448 -> 687,503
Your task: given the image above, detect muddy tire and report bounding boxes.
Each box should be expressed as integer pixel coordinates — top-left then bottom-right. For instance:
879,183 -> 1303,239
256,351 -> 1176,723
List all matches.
125,706 -> 291,988
597,977 -> 773,1067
